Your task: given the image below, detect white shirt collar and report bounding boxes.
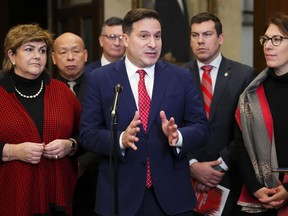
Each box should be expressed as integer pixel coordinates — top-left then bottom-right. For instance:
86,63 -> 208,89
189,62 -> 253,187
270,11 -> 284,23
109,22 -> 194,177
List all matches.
197,53 -> 222,70
125,56 -> 155,79
101,54 -> 111,66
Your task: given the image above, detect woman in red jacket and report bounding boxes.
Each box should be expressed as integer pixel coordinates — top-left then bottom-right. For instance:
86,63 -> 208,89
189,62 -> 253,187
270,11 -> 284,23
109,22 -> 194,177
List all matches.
0,24 -> 81,216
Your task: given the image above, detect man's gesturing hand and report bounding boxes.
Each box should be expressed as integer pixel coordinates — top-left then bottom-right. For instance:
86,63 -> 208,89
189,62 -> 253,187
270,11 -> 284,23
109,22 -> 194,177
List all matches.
160,110 -> 179,146
122,111 -> 141,150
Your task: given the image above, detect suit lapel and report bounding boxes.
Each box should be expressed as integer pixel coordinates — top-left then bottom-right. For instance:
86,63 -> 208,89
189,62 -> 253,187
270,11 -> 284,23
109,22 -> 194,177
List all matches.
187,61 -> 204,106
209,57 -> 232,120
146,61 -> 170,133
111,60 -> 138,123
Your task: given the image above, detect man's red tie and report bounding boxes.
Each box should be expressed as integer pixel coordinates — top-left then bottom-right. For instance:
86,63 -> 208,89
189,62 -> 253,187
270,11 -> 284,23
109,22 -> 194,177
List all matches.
201,65 -> 213,119
137,69 -> 152,188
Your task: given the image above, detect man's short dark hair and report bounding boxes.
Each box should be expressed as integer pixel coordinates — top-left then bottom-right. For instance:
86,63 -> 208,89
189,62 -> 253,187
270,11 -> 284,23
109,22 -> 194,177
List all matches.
122,8 -> 160,35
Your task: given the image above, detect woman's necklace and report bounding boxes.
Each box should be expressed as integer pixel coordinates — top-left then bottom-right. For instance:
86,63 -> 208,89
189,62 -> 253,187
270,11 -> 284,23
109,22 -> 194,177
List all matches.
15,80 -> 44,99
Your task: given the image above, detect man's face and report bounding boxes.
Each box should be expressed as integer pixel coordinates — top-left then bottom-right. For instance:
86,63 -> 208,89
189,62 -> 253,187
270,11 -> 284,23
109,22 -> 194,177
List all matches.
52,33 -> 87,80
99,25 -> 126,62
122,18 -> 162,68
190,20 -> 224,64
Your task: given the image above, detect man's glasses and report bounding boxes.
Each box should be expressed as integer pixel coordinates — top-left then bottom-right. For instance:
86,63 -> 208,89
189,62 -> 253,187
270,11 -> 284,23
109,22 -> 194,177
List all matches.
101,34 -> 123,41
259,35 -> 288,46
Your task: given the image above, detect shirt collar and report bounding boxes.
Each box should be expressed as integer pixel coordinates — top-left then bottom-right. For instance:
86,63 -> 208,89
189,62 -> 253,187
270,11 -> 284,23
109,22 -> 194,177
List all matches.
101,54 -> 111,66
197,53 -> 222,71
125,56 -> 155,79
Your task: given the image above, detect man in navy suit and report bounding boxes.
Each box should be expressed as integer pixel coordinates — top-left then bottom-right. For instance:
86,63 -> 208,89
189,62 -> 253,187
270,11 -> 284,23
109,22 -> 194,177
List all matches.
80,8 -> 210,216
183,12 -> 256,215
84,17 -> 126,73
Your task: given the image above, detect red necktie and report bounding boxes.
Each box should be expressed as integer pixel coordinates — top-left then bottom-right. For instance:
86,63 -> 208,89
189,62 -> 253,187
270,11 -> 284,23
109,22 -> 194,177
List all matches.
137,69 -> 152,188
201,65 -> 213,119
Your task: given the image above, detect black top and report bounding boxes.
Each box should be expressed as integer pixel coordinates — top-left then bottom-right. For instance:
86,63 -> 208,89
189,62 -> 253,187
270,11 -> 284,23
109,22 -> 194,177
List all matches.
263,69 -> 288,168
12,72 -> 45,139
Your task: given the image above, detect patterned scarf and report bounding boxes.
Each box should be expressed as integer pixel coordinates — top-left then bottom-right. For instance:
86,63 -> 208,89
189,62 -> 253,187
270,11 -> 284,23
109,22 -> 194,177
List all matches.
235,68 -> 285,213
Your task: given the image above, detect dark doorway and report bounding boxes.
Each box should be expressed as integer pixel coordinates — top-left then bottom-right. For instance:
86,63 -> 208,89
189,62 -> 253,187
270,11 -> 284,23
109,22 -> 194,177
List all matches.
0,0 -> 48,68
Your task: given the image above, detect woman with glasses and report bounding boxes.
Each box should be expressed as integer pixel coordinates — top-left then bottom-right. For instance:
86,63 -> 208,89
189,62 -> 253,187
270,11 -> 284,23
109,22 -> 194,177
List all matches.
233,12 -> 288,216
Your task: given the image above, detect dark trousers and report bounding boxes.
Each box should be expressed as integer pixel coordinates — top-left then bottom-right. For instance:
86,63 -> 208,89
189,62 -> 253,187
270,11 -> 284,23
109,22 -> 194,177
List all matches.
72,170 -> 98,216
135,187 -> 193,216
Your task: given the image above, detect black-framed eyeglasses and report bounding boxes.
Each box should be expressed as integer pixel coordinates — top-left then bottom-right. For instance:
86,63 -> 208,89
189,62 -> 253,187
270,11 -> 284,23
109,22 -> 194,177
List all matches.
259,35 -> 288,46
101,34 -> 123,40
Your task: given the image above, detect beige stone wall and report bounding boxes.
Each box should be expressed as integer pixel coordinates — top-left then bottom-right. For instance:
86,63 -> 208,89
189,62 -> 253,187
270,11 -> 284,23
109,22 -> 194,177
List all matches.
104,0 -> 131,20
217,0 -> 242,62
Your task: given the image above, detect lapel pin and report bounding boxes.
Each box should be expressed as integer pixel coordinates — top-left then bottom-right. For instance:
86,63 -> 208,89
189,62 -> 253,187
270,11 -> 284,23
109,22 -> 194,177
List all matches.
224,72 -> 229,77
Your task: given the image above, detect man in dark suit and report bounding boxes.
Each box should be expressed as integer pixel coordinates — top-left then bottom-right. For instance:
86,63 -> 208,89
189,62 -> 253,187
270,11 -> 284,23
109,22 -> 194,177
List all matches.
80,8 -> 210,216
84,17 -> 126,74
183,12 -> 256,215
52,32 -> 100,216
155,0 -> 191,63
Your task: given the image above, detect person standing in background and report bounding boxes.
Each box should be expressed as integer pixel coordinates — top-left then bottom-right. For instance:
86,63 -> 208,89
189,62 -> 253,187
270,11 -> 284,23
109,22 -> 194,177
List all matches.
52,32 -> 100,216
0,24 -> 81,216
155,0 -> 191,63
80,8 -> 210,216
84,17 -> 126,73
53,32 -> 88,99
183,12 -> 256,215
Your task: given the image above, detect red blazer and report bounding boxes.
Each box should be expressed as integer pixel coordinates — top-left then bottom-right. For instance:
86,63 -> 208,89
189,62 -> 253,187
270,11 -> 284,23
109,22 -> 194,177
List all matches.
0,72 -> 81,215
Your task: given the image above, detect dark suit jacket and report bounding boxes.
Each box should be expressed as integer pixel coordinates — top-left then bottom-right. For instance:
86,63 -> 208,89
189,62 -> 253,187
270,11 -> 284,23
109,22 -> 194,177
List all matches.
155,0 -> 191,62
57,73 -> 99,215
183,56 -> 256,215
56,73 -> 100,169
80,59 -> 210,216
84,60 -> 101,74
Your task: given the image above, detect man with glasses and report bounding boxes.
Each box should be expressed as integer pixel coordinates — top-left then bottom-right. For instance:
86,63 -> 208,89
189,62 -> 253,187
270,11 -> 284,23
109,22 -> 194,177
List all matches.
183,12 -> 256,216
84,17 -> 126,73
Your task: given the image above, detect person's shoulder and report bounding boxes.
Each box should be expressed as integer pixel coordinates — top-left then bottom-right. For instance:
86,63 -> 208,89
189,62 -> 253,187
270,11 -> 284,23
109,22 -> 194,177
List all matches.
157,60 -> 189,71
84,60 -> 101,74
182,60 -> 196,69
156,60 -> 191,78
222,56 -> 256,75
223,56 -> 254,70
0,71 -> 10,88
49,77 -> 68,88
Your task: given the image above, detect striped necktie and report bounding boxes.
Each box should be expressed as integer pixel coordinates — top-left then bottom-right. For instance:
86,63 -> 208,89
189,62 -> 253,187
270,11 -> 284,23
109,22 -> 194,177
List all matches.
201,65 -> 213,119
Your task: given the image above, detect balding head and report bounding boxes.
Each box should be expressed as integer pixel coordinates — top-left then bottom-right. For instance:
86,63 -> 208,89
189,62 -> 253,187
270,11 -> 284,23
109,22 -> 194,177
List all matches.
54,32 -> 85,51
52,32 -> 88,81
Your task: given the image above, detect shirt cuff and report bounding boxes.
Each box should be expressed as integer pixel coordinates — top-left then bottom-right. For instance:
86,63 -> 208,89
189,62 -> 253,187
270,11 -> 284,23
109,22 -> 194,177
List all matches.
217,157 -> 229,171
189,159 -> 198,166
119,132 -> 125,156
